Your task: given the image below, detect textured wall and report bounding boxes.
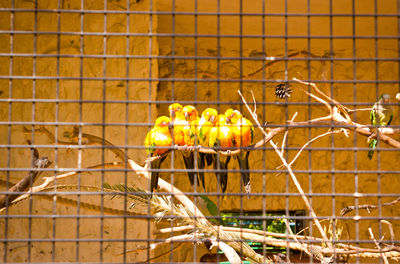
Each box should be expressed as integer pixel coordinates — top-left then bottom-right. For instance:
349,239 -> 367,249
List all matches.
0,0 -> 159,262
154,0 -> 400,262
0,0 -> 399,263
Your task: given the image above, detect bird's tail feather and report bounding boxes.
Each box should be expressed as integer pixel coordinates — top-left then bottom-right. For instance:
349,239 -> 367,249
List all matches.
198,153 -> 206,190
213,155 -> 231,193
237,151 -> 251,198
368,139 -> 377,160
182,152 -> 197,187
150,155 -> 167,192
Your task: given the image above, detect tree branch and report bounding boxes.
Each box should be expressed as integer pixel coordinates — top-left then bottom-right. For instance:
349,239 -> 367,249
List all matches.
340,197 -> 400,216
0,141 -> 51,210
238,89 -> 333,250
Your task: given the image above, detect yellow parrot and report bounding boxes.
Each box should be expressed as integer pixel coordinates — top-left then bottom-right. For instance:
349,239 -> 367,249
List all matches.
182,105 -> 205,188
169,103 -> 197,187
144,116 -> 172,191
225,108 -> 254,195
198,108 -> 219,190
209,114 -> 234,193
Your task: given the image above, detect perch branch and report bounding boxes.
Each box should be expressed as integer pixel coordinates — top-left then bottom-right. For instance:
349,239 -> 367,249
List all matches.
0,140 -> 51,210
238,89 -> 333,250
293,78 -> 400,147
128,158 -> 268,263
340,197 -> 400,216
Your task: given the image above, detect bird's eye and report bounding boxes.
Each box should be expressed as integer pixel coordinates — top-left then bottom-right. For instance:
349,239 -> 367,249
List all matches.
176,107 -> 181,111
230,114 -> 234,118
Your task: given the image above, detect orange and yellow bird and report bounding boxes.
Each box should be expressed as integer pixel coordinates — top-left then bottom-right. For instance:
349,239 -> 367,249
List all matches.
169,103 -> 197,187
225,108 -> 254,195
209,114 -> 234,193
182,105 -> 205,188
144,116 -> 172,192
198,108 -> 219,190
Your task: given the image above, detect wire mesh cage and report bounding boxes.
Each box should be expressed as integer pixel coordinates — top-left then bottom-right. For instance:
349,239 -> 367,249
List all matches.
0,0 -> 400,263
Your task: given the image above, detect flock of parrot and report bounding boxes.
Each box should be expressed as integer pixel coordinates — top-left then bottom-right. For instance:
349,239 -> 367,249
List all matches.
144,92 -> 395,194
144,103 -> 254,195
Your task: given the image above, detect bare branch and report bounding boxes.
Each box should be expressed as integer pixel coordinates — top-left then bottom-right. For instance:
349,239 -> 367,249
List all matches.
280,112 -> 298,155
278,129 -> 343,170
128,158 -> 267,263
284,219 -> 314,259
381,220 -> 395,248
369,228 -> 389,264
1,162 -> 124,212
340,197 -> 400,216
157,225 -> 195,234
210,239 -> 242,264
238,89 -> 333,250
0,141 -> 51,210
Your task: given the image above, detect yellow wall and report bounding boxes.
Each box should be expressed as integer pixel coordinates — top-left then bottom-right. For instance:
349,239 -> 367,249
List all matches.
0,0 -> 399,262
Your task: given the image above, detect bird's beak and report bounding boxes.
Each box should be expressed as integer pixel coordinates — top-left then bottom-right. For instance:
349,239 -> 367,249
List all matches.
168,122 -> 173,129
226,117 -> 231,124
209,115 -> 215,123
170,109 -> 175,119
184,112 -> 189,121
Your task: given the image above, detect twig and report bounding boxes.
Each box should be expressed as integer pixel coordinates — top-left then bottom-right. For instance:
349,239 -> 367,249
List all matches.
284,219 -> 314,259
238,89 -> 333,250
277,129 -> 343,170
369,228 -> 389,264
340,197 -> 400,216
280,112 -> 298,155
381,220 -> 395,247
293,77 -> 351,120
0,141 -> 51,209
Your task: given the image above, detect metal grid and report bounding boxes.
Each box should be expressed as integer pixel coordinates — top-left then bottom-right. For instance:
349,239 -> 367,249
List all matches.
0,0 -> 399,263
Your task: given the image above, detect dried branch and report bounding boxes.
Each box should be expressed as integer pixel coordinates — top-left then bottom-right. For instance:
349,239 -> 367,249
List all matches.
238,89 -> 333,250
230,228 -> 400,259
369,228 -> 389,264
280,112 -> 298,155
340,197 -> 400,216
0,162 -> 124,212
128,159 -> 268,263
284,219 -> 314,259
277,129 -> 344,170
210,239 -> 242,264
293,77 -> 351,120
157,225 -> 196,234
293,78 -> 400,148
0,141 -> 51,210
